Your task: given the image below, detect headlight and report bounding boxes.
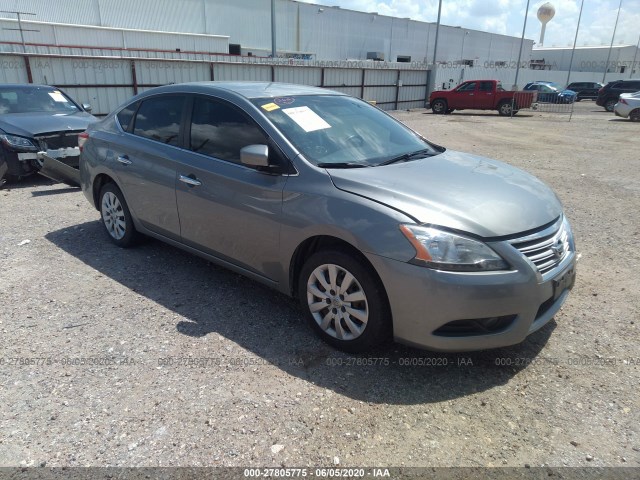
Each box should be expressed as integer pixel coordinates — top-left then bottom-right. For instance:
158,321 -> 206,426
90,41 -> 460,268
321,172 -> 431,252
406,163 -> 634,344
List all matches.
399,224 -> 510,271
0,134 -> 38,150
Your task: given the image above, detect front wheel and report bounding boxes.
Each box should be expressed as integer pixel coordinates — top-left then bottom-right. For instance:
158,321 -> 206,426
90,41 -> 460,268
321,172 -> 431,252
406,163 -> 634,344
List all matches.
431,99 -> 447,114
298,250 -> 391,352
99,183 -> 140,247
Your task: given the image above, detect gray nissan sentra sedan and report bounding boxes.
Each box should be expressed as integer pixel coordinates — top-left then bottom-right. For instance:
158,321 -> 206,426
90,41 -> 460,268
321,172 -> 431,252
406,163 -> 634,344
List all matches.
79,82 -> 576,353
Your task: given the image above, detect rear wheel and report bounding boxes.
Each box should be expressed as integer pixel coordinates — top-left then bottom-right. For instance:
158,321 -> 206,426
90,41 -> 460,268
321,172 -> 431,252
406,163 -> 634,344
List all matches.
630,109 -> 640,122
604,98 -> 616,112
298,250 -> 391,352
498,101 -> 518,116
99,183 -> 140,247
431,99 -> 447,114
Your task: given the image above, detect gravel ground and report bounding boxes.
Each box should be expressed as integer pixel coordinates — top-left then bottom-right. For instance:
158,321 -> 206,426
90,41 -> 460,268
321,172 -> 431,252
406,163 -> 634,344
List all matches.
0,101 -> 638,469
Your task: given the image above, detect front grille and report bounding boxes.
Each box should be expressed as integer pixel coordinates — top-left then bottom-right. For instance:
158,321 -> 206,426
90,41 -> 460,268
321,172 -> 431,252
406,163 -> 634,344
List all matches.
510,219 -> 570,274
35,131 -> 83,150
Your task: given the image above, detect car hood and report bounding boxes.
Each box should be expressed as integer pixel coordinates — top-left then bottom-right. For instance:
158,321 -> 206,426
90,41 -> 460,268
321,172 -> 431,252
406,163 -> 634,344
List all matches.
327,150 -> 562,238
0,111 -> 97,137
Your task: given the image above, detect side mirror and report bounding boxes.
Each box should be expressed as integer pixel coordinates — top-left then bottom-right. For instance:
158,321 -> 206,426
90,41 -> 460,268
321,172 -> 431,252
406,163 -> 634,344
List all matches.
82,103 -> 92,113
240,144 -> 269,168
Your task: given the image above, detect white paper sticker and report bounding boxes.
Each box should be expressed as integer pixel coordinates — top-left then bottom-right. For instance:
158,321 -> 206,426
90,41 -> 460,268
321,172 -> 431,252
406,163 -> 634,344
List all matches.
48,91 -> 67,102
282,106 -> 331,132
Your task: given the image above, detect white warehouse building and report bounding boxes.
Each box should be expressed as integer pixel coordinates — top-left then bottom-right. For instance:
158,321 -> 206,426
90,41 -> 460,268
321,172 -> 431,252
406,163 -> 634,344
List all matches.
532,45 -> 640,76
0,0 -> 533,66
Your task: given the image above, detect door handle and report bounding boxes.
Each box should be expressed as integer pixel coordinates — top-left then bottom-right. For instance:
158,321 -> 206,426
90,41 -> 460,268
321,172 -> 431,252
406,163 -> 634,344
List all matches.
116,155 -> 132,165
179,175 -> 202,187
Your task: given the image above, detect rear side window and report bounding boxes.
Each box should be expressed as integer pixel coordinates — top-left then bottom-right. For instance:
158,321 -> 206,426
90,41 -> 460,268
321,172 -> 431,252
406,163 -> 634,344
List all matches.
133,95 -> 185,146
189,98 -> 268,163
116,102 -> 139,132
479,81 -> 493,92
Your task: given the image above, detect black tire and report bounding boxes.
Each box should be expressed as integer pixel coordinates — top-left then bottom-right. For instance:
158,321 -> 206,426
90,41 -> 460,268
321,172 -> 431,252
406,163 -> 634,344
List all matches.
297,249 -> 391,353
498,101 -> 517,116
629,109 -> 640,122
98,183 -> 140,248
604,98 -> 616,112
431,99 -> 447,114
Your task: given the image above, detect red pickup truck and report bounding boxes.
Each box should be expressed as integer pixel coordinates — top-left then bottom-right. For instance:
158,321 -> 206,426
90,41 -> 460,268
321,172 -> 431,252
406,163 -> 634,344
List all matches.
429,80 -> 536,116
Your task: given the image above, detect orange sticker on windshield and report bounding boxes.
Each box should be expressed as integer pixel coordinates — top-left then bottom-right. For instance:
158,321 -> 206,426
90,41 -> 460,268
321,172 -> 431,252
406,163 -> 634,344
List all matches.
261,102 -> 280,112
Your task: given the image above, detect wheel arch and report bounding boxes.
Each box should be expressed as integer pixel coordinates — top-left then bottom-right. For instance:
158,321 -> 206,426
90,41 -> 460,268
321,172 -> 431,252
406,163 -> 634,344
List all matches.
431,97 -> 448,109
288,235 -> 385,301
92,173 -> 117,210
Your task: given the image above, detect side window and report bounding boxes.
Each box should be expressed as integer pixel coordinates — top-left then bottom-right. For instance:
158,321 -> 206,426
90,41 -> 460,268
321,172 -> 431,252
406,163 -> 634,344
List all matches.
116,101 -> 139,132
457,82 -> 476,92
133,95 -> 185,146
628,81 -> 640,90
479,81 -> 494,92
189,98 -> 268,164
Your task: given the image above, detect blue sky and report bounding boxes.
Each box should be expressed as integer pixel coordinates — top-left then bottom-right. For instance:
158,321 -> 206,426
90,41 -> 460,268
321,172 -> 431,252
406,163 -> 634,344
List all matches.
299,0 -> 640,47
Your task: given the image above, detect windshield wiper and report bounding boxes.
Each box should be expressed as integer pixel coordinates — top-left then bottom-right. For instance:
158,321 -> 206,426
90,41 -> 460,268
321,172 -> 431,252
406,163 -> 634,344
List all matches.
377,149 -> 437,166
316,162 -> 369,169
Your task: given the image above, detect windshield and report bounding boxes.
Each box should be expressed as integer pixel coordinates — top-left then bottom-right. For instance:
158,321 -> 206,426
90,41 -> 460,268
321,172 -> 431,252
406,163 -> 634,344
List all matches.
251,95 -> 438,166
0,86 -> 80,114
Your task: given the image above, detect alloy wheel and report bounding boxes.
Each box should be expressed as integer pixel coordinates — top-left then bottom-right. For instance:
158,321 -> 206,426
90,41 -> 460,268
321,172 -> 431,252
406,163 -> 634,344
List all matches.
101,191 -> 126,240
306,263 -> 369,341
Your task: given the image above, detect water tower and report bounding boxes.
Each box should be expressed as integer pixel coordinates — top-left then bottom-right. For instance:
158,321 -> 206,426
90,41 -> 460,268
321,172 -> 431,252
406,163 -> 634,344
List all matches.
537,2 -> 556,46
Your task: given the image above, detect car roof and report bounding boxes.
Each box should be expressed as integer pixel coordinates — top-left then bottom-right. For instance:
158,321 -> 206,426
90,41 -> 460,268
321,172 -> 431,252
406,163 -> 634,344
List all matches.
140,81 -> 344,100
0,83 -> 57,89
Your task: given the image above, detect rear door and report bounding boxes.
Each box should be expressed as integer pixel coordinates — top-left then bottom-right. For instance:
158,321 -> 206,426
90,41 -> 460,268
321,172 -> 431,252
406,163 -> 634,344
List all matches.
475,81 -> 496,109
174,95 -> 289,281
109,95 -> 186,240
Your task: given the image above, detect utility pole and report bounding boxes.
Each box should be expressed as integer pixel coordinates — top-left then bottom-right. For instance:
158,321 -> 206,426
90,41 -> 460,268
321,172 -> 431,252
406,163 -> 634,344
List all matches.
603,0 -> 623,83
271,0 -> 277,58
565,0 -> 585,87
427,0 -> 443,97
513,0 -> 531,91
1,10 -> 38,52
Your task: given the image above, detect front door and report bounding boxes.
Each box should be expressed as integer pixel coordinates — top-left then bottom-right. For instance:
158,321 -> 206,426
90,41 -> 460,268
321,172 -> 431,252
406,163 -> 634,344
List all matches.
175,95 -> 288,281
447,81 -> 477,109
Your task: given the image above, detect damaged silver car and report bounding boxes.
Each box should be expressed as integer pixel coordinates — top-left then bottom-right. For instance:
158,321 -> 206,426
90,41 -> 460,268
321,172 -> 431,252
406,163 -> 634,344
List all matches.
0,84 -> 96,185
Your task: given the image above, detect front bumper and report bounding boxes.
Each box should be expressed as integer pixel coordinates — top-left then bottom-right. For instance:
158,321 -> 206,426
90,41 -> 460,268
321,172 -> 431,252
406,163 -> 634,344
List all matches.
366,240 -> 576,352
2,146 -> 80,179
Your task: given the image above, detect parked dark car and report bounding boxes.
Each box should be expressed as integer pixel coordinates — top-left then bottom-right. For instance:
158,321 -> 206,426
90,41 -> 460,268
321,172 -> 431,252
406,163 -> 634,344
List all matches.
566,81 -> 603,101
78,82 -> 576,353
523,82 -> 577,103
596,79 -> 640,112
0,84 -> 96,181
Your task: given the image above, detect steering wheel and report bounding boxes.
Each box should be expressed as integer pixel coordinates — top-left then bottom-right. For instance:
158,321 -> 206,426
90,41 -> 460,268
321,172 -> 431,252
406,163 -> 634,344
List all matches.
345,134 -> 364,147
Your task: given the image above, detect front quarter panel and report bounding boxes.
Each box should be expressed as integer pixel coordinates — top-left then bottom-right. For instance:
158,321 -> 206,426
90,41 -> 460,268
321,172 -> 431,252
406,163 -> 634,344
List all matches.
277,162 -> 417,295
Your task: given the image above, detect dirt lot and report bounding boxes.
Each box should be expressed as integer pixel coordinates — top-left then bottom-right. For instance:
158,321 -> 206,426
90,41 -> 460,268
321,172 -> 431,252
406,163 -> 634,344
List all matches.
0,101 -> 638,470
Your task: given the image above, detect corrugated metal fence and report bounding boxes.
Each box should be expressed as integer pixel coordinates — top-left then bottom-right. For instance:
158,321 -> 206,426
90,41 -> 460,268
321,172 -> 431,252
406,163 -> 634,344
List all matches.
0,52 -> 430,115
